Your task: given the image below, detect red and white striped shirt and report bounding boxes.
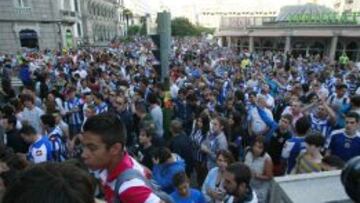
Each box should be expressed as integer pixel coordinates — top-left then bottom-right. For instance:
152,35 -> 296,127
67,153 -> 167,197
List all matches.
99,152 -> 160,203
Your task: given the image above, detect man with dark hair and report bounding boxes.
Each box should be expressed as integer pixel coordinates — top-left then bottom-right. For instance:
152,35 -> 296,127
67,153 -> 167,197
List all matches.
169,119 -> 193,176
135,126 -> 156,170
134,100 -> 155,136
268,114 -> 293,176
19,125 -> 53,164
114,96 -> 134,147
82,113 -> 161,203
2,115 -> 28,153
327,112 -> 360,162
3,162 -> 95,203
93,92 -> 108,114
223,162 -> 258,203
41,114 -> 68,162
64,88 -> 83,138
281,116 -> 310,174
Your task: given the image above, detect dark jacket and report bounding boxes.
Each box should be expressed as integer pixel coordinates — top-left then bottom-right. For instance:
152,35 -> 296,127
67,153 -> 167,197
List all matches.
6,129 -> 29,153
169,132 -> 193,174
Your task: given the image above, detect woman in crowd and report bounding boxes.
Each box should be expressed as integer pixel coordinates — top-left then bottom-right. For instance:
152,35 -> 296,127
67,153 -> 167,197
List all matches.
244,136 -> 273,203
201,117 -> 228,170
202,150 -> 235,203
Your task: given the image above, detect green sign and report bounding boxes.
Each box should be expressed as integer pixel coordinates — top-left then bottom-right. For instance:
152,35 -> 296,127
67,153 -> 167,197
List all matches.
288,12 -> 360,25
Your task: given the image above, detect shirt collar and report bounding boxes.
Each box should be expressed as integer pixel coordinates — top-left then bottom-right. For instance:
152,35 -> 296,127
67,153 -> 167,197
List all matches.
107,152 -> 134,182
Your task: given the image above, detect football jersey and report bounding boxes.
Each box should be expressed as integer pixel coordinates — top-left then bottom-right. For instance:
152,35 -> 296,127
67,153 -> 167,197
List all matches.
282,136 -> 306,174
48,127 -> 68,162
328,129 -> 360,162
28,136 -> 53,164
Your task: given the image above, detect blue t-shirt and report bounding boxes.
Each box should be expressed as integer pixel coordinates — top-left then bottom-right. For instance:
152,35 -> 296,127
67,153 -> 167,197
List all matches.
171,188 -> 206,203
28,136 -> 53,164
328,129 -> 360,162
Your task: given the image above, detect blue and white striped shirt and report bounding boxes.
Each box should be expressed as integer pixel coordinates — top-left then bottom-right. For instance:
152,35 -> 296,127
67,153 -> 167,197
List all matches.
95,102 -> 108,115
64,97 -> 83,125
310,113 -> 333,145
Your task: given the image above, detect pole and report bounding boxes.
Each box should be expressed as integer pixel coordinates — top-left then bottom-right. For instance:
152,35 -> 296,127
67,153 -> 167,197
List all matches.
157,11 -> 171,82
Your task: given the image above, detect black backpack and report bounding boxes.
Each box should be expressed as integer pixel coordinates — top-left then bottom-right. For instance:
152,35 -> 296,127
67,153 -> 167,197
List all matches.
113,168 -> 174,203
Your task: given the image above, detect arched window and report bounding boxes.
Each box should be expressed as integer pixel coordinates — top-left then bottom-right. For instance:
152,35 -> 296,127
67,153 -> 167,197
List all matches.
336,42 -> 344,51
19,29 -> 39,49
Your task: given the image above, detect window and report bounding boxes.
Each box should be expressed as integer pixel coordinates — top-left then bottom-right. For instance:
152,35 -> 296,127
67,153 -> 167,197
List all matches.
77,23 -> 82,37
16,0 -> 30,8
74,0 -> 79,12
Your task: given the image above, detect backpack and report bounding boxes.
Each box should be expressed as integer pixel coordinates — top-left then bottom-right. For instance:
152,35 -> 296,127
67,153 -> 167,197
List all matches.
113,168 -> 174,203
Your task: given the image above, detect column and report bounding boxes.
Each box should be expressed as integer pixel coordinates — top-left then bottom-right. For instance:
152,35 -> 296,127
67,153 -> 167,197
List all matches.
227,36 -> 232,48
285,36 -> 291,53
329,36 -> 338,62
249,36 -> 254,53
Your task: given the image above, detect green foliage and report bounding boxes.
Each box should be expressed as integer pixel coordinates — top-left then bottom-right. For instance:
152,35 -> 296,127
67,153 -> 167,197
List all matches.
197,26 -> 215,35
128,25 -> 141,36
171,17 -> 198,36
171,17 -> 214,36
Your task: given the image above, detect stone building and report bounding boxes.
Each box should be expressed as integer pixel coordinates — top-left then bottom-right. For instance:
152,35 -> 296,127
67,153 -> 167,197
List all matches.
0,0 -> 81,52
80,0 -> 123,45
0,0 -> 124,52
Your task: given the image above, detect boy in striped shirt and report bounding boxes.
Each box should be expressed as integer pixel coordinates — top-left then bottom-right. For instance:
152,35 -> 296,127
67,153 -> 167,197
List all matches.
82,113 -> 162,203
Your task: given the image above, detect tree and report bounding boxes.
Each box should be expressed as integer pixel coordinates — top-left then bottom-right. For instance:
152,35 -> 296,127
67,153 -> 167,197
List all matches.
123,9 -> 133,36
128,25 -> 141,36
171,17 -> 215,36
171,17 -> 198,36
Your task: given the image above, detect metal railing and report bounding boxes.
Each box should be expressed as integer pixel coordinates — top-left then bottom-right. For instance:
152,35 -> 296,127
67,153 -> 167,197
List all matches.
14,7 -> 32,15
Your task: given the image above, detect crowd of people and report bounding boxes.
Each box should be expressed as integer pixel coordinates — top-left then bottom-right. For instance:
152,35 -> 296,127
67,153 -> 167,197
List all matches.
0,36 -> 359,203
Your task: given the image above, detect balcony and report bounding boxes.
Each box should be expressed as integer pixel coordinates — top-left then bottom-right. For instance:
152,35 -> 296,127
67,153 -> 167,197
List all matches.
14,7 -> 32,16
60,10 -> 76,24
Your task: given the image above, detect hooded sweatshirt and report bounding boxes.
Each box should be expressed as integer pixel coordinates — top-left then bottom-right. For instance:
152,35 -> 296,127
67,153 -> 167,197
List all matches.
152,153 -> 186,194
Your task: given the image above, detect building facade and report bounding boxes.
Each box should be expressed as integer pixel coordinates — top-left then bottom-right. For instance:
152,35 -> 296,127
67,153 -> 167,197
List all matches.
216,3 -> 360,61
0,0 -> 125,52
79,0 -> 122,45
0,0 -> 78,52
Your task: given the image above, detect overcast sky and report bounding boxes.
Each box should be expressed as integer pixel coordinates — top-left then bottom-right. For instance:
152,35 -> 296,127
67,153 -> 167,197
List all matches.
147,0 -> 335,16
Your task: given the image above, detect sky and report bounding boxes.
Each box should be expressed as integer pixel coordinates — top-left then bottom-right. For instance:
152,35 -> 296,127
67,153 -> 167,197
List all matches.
146,0 -> 336,17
